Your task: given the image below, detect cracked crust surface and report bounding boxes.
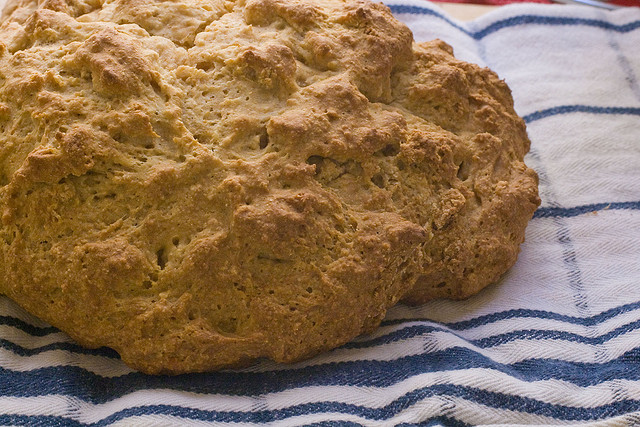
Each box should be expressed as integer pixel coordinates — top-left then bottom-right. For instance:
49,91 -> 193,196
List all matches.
0,0 -> 539,373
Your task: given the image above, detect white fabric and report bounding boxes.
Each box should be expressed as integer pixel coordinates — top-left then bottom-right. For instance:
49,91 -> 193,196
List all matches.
1,0 -> 640,425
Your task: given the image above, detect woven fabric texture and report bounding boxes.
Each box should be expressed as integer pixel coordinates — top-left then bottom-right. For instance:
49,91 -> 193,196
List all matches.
1,0 -> 640,425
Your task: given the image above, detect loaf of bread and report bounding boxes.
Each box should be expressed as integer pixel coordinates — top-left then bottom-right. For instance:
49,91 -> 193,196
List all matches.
0,0 -> 539,373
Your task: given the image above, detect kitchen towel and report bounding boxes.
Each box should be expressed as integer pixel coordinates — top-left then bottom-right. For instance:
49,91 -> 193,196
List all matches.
1,0 -> 640,425
434,0 -> 640,9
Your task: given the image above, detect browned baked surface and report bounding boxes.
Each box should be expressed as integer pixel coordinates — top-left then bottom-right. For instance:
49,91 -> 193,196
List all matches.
0,0 -> 539,373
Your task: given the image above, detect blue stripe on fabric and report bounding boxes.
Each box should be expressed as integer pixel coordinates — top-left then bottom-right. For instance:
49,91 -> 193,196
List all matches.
345,317 -> 640,350
2,384 -> 639,426
0,316 -> 58,336
520,141 -> 592,323
2,347 -> 640,400
554,215 -> 589,314
606,27 -> 640,102
523,105 -> 640,123
385,300 -> 640,329
397,417 -> 471,427
0,415 -> 83,427
4,310 -> 640,360
306,422 -> 367,427
388,5 -> 472,36
0,338 -> 119,359
473,15 -> 640,39
3,299 -> 640,347
387,5 -> 640,39
0,412 -> 448,426
533,201 -> 640,219
474,319 -> 640,348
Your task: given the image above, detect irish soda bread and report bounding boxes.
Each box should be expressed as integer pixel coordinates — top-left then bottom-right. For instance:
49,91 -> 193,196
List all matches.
0,0 -> 540,373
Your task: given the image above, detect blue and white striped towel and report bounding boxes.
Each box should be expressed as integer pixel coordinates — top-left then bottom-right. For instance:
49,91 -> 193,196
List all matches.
2,0 -> 640,425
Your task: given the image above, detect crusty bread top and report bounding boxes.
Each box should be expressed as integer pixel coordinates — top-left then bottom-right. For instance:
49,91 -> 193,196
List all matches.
0,0 -> 539,373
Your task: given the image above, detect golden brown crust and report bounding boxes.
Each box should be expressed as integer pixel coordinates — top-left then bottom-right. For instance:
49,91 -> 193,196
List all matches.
391,41 -> 541,303
0,0 -> 539,373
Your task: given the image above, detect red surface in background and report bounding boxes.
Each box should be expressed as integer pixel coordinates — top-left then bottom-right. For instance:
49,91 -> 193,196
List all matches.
434,0 -> 639,7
